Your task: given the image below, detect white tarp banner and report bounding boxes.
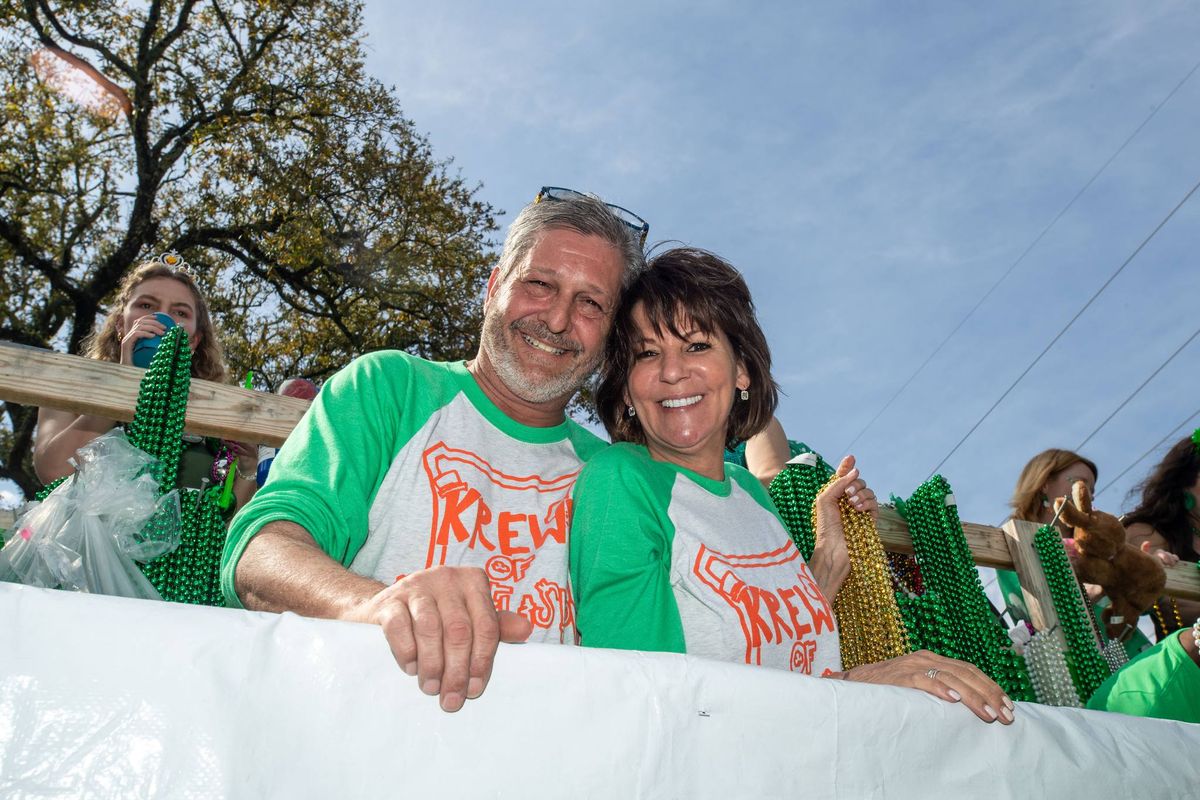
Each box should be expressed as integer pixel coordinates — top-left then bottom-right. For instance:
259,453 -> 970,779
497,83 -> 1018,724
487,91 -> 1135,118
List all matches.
1,583 -> 1196,799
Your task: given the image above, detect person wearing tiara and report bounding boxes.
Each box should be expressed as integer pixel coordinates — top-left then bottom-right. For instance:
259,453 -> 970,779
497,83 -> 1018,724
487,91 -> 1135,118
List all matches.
34,255 -> 261,511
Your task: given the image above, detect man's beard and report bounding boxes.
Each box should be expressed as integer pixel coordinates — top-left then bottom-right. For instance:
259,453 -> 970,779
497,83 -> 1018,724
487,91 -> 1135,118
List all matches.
480,311 -> 600,405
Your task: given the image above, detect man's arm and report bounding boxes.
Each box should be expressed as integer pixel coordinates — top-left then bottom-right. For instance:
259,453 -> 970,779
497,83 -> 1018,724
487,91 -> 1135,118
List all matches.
236,520 -> 531,712
235,521 -> 383,616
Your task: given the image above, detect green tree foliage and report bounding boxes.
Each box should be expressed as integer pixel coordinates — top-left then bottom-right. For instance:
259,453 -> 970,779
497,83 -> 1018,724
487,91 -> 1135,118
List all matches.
0,0 -> 498,499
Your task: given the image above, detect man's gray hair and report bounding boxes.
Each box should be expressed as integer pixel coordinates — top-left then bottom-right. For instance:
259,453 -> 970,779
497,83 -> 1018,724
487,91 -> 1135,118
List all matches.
496,194 -> 646,290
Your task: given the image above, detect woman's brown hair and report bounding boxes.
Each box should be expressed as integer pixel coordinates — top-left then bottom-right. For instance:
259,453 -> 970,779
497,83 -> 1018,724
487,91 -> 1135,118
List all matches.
1123,437 -> 1200,561
596,247 -> 778,451
1010,448 -> 1099,523
81,260 -> 227,383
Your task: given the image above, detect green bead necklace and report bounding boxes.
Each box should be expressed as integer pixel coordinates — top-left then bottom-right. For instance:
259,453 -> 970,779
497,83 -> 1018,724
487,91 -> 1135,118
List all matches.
1031,524 -> 1111,702
125,327 -> 229,607
902,476 -> 1034,701
895,589 -> 955,657
769,453 -> 833,561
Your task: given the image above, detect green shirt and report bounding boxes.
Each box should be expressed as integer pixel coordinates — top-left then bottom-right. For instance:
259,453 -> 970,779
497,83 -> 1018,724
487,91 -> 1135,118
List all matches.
1087,629 -> 1200,724
220,351 -> 606,642
571,443 -> 841,674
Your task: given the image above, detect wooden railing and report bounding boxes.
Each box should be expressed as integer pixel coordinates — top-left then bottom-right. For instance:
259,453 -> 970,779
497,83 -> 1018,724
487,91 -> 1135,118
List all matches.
3,339 -> 1198,614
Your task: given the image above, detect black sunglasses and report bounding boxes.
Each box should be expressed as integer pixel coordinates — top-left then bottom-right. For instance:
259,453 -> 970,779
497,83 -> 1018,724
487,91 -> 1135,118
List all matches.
535,186 -> 649,247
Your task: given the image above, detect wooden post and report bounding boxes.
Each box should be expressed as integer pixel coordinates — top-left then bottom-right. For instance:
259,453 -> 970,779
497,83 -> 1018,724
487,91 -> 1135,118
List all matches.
1163,561 -> 1200,604
1000,519 -> 1063,633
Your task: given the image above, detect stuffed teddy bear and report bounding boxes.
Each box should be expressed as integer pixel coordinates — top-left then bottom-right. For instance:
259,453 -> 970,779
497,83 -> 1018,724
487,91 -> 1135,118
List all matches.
1055,480 -> 1166,639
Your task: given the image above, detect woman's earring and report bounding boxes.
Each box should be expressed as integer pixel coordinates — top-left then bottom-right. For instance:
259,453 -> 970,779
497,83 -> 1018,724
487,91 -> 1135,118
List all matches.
739,389 -> 749,401
1040,493 -> 1051,509
627,405 -> 636,417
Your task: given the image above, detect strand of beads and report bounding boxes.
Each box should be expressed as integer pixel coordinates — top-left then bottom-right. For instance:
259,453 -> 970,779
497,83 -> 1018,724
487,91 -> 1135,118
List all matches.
1024,629 -> 1082,707
895,589 -> 956,657
904,476 -> 1034,700
825,492 -> 910,669
35,474 -> 69,501
1032,524 -> 1111,702
141,486 -> 228,606
887,551 -> 924,595
124,328 -> 228,606
1151,598 -> 1184,638
127,326 -> 191,490
768,453 -> 833,561
1101,639 -> 1128,673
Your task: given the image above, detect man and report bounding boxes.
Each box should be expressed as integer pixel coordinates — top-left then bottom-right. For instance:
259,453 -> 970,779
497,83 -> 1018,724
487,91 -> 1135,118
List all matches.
220,193 -> 645,712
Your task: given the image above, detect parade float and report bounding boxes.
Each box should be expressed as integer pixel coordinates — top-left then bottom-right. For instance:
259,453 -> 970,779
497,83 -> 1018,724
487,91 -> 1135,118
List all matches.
1,339 -> 1197,799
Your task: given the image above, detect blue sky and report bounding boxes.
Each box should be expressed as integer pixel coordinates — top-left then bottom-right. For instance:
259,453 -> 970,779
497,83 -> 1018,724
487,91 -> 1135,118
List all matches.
7,1 -> 1194,543
361,0 -> 1200,532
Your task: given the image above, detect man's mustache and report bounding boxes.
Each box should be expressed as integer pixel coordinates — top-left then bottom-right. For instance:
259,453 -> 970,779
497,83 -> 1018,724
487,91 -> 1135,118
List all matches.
510,320 -> 582,354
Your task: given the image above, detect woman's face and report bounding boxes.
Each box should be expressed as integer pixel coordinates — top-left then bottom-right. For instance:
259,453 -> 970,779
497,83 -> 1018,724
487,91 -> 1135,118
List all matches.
625,302 -> 748,478
1041,461 -> 1097,518
117,276 -> 202,351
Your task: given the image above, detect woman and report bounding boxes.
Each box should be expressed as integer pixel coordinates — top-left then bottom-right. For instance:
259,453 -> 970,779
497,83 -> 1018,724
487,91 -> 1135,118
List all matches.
570,247 -> 1014,724
1003,448 -> 1156,655
34,257 -> 259,510
1000,449 -> 1100,619
1010,449 -> 1099,531
1123,435 -> 1200,638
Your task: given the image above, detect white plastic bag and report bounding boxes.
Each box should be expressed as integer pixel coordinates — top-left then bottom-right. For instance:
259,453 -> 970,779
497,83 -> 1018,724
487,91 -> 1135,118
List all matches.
0,429 -> 181,600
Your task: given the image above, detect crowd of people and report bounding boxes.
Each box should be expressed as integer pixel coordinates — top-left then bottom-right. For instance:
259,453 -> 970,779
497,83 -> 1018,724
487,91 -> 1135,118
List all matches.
25,189 -> 1197,725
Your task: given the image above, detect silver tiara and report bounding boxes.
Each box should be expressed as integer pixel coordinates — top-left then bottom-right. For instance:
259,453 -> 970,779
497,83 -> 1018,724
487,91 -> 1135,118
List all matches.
152,250 -> 198,279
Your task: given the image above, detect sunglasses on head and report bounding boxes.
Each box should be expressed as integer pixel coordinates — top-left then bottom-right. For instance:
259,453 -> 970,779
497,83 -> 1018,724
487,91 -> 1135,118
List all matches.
535,186 -> 649,247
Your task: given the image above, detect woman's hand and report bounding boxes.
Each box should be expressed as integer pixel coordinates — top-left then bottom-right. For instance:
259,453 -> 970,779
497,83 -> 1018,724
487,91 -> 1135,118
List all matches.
1141,540 -> 1180,567
118,314 -> 169,366
838,650 -> 1015,724
831,454 -> 877,520
223,439 -> 259,476
809,456 -> 864,598
226,439 -> 261,509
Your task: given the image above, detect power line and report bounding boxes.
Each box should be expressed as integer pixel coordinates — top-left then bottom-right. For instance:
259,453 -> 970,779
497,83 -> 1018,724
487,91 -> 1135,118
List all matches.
1094,407 -> 1200,500
841,55 -> 1200,456
1076,325 -> 1200,451
927,173 -> 1200,477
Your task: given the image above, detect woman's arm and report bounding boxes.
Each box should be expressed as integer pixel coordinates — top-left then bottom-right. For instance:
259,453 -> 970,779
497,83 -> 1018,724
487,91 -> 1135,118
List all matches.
34,317 -> 168,483
33,406 -> 120,483
226,440 -> 260,510
744,417 -> 791,488
1125,521 -> 1180,567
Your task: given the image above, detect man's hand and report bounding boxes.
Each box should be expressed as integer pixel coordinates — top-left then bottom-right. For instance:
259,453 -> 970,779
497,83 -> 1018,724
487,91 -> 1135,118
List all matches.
838,650 -> 1015,724
236,522 -> 533,713
347,566 -> 533,712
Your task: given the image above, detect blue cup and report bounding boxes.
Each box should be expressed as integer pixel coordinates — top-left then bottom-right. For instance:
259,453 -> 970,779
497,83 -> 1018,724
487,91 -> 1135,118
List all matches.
131,312 -> 177,368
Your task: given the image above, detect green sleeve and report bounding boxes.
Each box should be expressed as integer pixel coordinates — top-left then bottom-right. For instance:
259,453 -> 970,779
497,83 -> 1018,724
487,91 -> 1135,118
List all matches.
1087,629 -> 1200,723
219,352 -> 429,607
570,445 -> 687,654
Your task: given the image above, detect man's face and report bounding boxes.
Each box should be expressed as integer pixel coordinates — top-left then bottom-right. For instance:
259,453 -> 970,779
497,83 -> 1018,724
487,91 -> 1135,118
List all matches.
480,228 -> 624,405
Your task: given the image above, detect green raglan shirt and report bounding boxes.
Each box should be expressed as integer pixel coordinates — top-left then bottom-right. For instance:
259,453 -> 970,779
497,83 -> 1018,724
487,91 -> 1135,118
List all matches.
220,351 -> 606,643
570,443 -> 842,675
1087,628 -> 1200,724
